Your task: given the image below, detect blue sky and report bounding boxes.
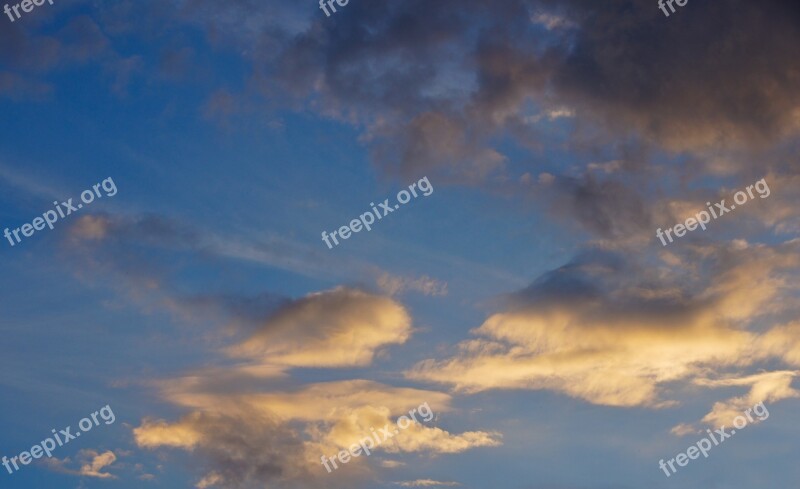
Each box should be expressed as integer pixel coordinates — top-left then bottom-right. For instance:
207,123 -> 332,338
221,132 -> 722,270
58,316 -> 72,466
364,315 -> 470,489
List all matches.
2,1 -> 800,488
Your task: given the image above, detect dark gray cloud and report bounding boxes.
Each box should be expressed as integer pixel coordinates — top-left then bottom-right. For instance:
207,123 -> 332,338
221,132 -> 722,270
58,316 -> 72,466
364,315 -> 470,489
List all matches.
540,0 -> 800,152
153,0 -> 800,237
253,0 -> 800,164
510,246 -> 700,316
8,0 -> 800,163
549,175 -> 654,239
6,0 -> 799,238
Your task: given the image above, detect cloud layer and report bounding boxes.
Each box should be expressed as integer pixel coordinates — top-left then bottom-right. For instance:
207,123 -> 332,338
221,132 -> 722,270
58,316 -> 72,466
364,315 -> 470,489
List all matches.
410,243 -> 800,408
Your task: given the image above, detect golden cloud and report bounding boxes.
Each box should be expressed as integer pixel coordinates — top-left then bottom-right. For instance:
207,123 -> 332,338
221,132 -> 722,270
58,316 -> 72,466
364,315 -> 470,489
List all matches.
409,244 -> 800,409
134,380 -> 500,488
227,287 -> 412,368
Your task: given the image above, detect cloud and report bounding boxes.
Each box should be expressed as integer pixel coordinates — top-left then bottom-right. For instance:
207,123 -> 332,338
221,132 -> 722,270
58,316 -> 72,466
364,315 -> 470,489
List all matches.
166,292 -> 288,329
79,450 -> 118,479
135,380 -> 500,488
112,0 -> 800,246
670,371 -> 799,435
128,280 -> 496,488
196,472 -> 224,489
69,213 -> 200,246
134,416 -> 204,449
409,243 -> 800,407
136,408 -> 309,488
8,0 -> 800,191
759,321 -> 800,366
548,0 -> 800,152
19,0 -> 795,248
545,173 -> 655,241
366,111 -> 509,184
42,449 -> 118,479
377,272 -> 448,297
531,11 -> 576,31
169,0 -> 800,171
67,212 -> 427,293
394,480 -> 461,487
227,287 -> 411,368
694,371 -> 799,427
0,10 -> 143,99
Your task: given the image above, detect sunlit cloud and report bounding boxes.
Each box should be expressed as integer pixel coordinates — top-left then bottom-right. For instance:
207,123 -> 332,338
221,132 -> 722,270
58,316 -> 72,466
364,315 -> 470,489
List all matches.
134,380 -> 500,488
410,244 -> 800,410
41,449 -> 118,479
227,287 -> 412,368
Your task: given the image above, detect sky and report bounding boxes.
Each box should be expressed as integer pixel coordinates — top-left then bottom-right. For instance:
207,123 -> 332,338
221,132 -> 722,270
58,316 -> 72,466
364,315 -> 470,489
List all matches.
1,0 -> 800,488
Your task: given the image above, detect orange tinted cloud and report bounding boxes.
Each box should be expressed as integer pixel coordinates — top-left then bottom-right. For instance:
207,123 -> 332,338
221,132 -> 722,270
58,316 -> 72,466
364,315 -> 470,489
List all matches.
134,380 -> 500,488
409,244 -> 800,409
227,287 -> 411,368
